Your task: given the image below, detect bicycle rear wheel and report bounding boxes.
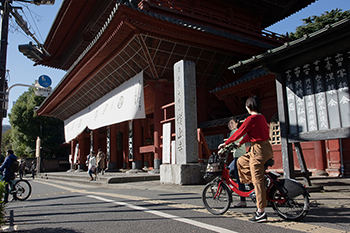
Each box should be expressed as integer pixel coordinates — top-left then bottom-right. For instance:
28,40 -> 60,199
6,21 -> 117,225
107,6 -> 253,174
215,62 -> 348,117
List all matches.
270,186 -> 309,221
13,179 -> 32,201
202,181 -> 231,215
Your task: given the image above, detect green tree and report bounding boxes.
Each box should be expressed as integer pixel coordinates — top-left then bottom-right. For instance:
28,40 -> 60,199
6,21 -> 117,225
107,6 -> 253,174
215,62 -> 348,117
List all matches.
289,8 -> 350,41
8,88 -> 65,158
1,129 -> 12,156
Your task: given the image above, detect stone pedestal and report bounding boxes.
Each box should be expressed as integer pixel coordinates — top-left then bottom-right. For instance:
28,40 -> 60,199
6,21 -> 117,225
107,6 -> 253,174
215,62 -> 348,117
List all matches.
105,161 -> 119,172
160,164 -> 204,185
132,160 -> 142,170
74,164 -> 84,172
149,159 -> 161,174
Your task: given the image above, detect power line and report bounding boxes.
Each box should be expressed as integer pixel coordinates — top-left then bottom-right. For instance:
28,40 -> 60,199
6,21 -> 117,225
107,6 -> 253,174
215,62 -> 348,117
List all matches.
23,4 -> 44,43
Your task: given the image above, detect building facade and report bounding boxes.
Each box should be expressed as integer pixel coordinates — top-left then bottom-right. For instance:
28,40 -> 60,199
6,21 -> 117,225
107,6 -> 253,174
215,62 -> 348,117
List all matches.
35,0 -> 344,178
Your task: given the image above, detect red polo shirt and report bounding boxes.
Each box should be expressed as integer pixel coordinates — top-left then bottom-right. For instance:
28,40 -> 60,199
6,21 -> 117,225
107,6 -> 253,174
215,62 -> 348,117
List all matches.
225,114 -> 270,146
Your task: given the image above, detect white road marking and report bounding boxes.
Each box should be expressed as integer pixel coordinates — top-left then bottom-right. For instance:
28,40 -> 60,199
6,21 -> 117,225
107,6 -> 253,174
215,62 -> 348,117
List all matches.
88,194 -> 239,233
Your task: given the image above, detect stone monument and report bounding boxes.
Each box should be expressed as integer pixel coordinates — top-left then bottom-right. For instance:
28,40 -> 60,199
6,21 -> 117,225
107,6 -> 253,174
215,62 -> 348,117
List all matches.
160,60 -> 202,184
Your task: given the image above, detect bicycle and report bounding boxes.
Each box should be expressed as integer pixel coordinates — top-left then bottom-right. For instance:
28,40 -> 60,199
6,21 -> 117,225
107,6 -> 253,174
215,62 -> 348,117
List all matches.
1,174 -> 32,201
202,145 -> 310,221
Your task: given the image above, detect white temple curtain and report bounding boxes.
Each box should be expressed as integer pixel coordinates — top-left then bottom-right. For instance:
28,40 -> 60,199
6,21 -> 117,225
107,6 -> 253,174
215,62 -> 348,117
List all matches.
64,71 -> 145,142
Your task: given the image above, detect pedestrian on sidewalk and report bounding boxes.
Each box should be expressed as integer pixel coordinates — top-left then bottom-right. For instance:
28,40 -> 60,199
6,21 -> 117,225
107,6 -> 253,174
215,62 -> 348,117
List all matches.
31,160 -> 36,179
96,148 -> 106,175
87,151 -> 97,181
19,160 -> 25,179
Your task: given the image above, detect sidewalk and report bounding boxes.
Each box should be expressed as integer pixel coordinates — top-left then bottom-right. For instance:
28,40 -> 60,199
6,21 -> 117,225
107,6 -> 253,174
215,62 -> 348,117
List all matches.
38,170 -> 161,186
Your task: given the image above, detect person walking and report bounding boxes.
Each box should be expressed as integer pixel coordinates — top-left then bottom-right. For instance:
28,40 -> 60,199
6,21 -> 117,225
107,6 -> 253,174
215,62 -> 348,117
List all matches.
0,150 -> 18,203
87,151 -> 97,181
96,148 -> 106,175
219,96 -> 273,223
31,160 -> 36,179
226,117 -> 247,208
19,160 -> 26,179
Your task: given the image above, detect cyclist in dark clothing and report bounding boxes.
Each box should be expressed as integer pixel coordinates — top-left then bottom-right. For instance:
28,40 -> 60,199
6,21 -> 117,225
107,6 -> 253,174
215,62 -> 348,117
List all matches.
0,149 -> 18,202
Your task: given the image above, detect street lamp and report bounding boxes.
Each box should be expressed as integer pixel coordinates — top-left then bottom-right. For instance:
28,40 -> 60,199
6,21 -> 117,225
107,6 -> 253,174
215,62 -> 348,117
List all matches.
0,0 -> 55,149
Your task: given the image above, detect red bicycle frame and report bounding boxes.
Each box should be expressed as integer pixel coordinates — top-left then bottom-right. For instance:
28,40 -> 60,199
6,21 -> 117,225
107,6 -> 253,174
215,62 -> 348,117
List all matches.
214,164 -> 284,204
216,165 -> 254,198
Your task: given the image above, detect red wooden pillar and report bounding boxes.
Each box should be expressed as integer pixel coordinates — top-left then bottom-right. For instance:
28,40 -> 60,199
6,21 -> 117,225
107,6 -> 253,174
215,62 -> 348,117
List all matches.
99,134 -> 107,154
313,140 -> 328,176
123,122 -> 130,169
153,83 -> 164,170
141,119 -> 152,168
77,132 -> 89,171
92,129 -> 99,153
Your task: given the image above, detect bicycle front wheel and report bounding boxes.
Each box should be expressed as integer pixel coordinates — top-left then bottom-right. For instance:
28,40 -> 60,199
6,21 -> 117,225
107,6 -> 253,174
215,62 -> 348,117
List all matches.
13,179 -> 32,201
270,186 -> 309,221
202,181 -> 231,215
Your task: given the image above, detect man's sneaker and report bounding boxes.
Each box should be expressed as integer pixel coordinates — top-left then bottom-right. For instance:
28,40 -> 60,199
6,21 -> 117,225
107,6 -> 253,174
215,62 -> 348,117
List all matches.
249,211 -> 267,223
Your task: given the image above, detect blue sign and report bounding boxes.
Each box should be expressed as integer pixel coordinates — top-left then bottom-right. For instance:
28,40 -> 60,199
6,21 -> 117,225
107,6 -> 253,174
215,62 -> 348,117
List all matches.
38,75 -> 52,88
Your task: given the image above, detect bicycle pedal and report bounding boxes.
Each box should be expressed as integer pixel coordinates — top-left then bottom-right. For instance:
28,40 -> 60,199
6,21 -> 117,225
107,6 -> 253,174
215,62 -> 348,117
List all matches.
245,183 -> 254,191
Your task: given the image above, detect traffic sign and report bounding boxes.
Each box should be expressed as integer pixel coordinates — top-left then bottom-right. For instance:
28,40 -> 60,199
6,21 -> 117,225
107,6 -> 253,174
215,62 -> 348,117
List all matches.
35,87 -> 52,97
38,75 -> 52,87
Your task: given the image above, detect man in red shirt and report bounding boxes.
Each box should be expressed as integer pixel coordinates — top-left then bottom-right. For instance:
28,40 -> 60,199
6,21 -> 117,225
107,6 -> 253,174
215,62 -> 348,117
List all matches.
219,96 -> 273,223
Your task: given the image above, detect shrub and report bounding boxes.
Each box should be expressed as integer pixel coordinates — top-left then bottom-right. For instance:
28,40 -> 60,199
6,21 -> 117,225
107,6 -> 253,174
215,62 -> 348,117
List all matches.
0,181 -> 7,226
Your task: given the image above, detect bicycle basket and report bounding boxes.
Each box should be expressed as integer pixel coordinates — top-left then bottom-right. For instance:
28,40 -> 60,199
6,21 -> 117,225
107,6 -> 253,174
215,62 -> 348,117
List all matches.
206,162 -> 222,173
206,153 -> 223,173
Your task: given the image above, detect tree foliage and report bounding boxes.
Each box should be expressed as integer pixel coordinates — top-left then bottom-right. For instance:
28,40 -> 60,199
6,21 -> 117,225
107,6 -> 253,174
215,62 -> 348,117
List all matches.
289,8 -> 350,41
1,129 -> 12,155
8,88 -> 65,158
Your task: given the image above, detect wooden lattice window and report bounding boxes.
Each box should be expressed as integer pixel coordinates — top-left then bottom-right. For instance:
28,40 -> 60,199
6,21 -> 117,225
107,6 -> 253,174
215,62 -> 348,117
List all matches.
270,122 -> 281,145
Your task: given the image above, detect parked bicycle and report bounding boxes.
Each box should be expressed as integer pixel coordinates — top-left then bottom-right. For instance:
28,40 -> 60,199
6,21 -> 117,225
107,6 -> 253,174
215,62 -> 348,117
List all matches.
202,144 -> 310,221
0,174 -> 32,201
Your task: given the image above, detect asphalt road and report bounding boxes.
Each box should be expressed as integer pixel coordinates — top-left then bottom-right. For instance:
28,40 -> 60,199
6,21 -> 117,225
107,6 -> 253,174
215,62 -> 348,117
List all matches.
3,178 -> 349,233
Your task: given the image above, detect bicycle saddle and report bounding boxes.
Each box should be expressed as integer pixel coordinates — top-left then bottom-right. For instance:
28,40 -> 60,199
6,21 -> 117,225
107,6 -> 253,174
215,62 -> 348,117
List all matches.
264,159 -> 274,168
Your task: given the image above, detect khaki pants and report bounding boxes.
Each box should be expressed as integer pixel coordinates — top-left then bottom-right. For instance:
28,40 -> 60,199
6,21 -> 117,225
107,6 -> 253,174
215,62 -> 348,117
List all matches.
237,140 -> 273,209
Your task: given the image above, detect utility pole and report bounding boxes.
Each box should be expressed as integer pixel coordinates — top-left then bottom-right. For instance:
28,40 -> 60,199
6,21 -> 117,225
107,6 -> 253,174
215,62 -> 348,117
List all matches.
0,0 -> 54,150
0,0 -> 10,150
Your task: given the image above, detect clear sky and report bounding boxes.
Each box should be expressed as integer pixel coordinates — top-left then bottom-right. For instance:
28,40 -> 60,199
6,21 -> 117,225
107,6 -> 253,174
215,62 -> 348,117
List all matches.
3,0 -> 350,125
